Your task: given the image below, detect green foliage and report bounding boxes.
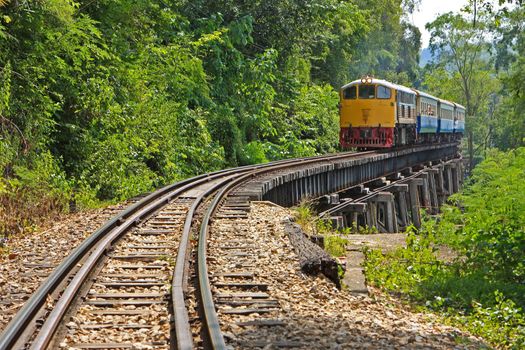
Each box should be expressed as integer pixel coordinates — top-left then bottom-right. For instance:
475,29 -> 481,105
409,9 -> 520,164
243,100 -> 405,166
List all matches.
364,226 -> 442,297
0,0 -> 428,234
449,148 -> 525,282
492,6 -> 525,150
294,201 -> 316,234
457,291 -> 525,349
363,149 -> 525,348
287,85 -> 340,154
349,0 -> 421,83
0,151 -> 71,236
240,141 -> 268,165
324,235 -> 348,257
422,4 -> 525,158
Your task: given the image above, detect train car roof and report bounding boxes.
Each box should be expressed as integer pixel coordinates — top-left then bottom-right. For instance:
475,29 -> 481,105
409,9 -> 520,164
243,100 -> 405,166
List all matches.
341,79 -> 415,95
439,98 -> 455,107
412,89 -> 439,102
453,102 -> 466,110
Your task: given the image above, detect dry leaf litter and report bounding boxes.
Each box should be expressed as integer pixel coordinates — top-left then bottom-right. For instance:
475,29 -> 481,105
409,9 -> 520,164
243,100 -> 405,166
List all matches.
208,202 -> 487,349
0,203 -> 129,333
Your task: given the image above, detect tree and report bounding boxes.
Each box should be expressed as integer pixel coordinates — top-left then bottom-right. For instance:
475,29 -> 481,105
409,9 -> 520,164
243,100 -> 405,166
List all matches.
491,6 -> 525,149
426,10 -> 494,169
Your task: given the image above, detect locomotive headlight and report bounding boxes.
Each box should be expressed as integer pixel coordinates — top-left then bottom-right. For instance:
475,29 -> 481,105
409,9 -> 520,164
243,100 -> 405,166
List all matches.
366,77 -> 373,84
361,78 -> 367,84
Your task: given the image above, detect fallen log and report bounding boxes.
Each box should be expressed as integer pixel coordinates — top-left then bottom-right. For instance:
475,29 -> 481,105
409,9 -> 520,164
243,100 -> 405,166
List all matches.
283,219 -> 343,288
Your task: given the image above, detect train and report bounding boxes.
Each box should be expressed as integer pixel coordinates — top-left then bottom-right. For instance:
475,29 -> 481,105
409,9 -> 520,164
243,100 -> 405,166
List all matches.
339,77 -> 465,149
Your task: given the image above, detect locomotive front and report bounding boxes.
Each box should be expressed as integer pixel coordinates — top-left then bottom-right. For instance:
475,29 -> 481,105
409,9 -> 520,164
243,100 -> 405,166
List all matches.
339,78 -> 397,149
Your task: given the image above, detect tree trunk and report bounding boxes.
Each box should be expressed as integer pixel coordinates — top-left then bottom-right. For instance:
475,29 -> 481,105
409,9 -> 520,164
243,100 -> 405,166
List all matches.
468,129 -> 474,172
284,219 -> 343,288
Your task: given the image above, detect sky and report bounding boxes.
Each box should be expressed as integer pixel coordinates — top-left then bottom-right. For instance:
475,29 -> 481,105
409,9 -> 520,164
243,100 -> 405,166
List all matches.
411,0 -> 469,47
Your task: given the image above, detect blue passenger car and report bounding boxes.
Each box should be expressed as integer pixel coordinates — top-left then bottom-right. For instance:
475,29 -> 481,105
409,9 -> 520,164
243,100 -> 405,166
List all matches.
438,99 -> 455,134
414,90 -> 439,134
453,102 -> 466,134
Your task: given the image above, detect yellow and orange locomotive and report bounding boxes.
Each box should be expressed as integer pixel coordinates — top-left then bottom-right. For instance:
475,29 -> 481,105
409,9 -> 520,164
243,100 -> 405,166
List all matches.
339,77 -> 465,149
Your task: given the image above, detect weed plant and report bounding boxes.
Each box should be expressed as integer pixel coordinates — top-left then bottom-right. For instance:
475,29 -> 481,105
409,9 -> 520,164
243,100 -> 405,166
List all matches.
293,201 -> 349,258
363,148 -> 525,349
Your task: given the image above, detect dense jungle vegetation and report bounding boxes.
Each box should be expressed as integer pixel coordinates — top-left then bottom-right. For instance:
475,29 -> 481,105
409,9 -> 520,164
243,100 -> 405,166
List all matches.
0,0 -> 523,233
0,0 -> 524,347
365,148 -> 525,348
0,0 -> 425,232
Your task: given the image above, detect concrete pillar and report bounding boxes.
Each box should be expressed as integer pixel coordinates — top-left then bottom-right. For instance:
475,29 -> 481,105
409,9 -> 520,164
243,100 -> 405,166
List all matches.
350,212 -> 358,229
397,191 -> 409,228
370,192 -> 397,233
408,179 -> 422,228
435,164 -> 446,205
418,172 -> 431,212
445,164 -> 454,196
330,216 -> 344,230
344,203 -> 367,231
389,184 -> 408,230
366,202 -> 377,231
427,168 -> 440,214
458,159 -> 465,188
451,161 -> 460,194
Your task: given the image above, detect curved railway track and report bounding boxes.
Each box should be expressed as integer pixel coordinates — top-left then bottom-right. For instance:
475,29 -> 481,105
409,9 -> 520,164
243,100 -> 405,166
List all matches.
1,150 -> 383,350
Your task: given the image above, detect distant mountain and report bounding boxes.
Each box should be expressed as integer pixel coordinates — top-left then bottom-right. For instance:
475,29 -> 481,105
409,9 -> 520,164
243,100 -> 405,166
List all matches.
419,47 -> 434,67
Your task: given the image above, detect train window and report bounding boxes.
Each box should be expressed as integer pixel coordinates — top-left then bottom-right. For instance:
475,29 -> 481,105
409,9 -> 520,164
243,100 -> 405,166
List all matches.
359,85 -> 375,99
377,85 -> 391,99
343,86 -> 357,99
399,92 -> 415,104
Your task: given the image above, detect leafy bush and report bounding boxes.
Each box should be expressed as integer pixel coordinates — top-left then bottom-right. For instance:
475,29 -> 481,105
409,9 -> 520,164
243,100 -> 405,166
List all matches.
0,151 -> 71,236
240,141 -> 268,165
458,291 -> 525,349
293,201 -> 316,233
324,235 -> 348,257
363,149 -> 525,348
446,148 -> 525,283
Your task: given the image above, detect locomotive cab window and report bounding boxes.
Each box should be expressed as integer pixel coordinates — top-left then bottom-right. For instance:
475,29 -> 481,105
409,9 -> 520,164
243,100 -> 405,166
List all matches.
359,85 -> 375,99
377,85 -> 391,99
343,86 -> 357,99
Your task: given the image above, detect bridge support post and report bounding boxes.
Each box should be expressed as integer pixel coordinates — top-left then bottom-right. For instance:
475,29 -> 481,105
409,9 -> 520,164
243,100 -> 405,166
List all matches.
427,168 -> 440,214
435,164 -> 446,206
418,172 -> 431,213
459,158 -> 465,188
365,203 -> 376,230
388,184 -> 409,231
369,192 -> 397,233
343,202 -> 367,232
444,163 -> 454,197
450,160 -> 461,194
408,179 -> 422,228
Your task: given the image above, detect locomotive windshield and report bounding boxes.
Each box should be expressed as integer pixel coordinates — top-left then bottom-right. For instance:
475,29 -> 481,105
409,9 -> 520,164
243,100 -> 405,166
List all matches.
377,85 -> 391,99
343,86 -> 357,99
358,85 -> 375,99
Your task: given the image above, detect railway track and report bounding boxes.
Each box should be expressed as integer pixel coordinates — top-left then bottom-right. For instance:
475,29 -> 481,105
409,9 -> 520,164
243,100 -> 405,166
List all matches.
0,144 -> 462,349
0,150 -> 381,350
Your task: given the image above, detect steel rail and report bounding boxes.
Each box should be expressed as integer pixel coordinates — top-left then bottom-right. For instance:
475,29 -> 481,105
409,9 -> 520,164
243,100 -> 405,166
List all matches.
0,159 -> 291,349
171,174 -> 241,350
196,150 -> 380,349
0,174 -> 207,350
30,174 -> 235,349
28,158 -> 307,349
0,151 -> 374,349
